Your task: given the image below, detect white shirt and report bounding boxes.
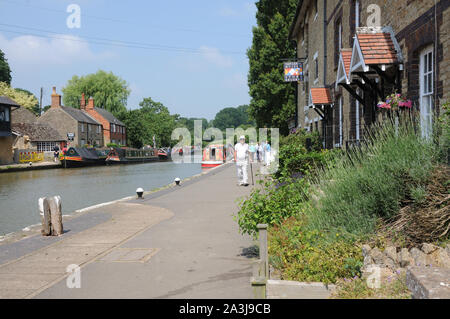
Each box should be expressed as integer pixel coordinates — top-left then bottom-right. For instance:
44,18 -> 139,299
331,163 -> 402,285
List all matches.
235,143 -> 249,162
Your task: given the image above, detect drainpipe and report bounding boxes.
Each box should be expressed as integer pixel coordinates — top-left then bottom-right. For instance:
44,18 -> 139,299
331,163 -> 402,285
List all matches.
323,0 -> 328,148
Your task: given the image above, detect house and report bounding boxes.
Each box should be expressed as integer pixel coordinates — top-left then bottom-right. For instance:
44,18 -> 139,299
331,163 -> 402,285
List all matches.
289,0 -> 449,148
12,122 -> 66,153
38,87 -> 104,148
80,93 -> 127,146
0,96 -> 20,164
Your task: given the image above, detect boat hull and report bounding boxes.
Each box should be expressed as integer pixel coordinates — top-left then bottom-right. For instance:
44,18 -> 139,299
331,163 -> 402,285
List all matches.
201,161 -> 223,168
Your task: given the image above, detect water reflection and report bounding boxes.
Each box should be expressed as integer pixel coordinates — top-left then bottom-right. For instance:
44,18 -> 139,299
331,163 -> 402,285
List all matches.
0,162 -> 201,236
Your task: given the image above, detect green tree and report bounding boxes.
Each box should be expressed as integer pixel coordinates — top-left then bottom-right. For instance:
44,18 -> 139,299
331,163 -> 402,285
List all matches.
14,88 -> 40,115
247,0 -> 298,135
62,70 -> 130,116
0,82 -> 38,110
213,104 -> 254,131
0,49 -> 12,85
118,97 -> 178,148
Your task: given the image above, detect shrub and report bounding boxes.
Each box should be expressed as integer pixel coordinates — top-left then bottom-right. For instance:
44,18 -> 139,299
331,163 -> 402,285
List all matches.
269,217 -> 363,284
234,177 -> 309,238
306,119 -> 439,236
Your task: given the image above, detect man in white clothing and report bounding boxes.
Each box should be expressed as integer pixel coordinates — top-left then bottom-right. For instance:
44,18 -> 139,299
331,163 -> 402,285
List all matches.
234,135 -> 249,186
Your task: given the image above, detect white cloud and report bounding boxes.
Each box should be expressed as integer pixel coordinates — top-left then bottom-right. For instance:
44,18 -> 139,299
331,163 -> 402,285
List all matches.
199,46 -> 233,68
0,32 -> 113,67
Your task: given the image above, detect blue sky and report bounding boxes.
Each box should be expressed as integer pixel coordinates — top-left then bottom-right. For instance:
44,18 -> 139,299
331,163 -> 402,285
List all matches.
0,0 -> 257,120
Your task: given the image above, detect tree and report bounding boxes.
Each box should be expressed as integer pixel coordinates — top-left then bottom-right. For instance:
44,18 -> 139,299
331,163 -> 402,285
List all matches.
14,88 -> 40,115
247,0 -> 298,135
0,82 -> 38,110
0,49 -> 12,85
118,97 -> 178,148
62,70 -> 130,116
212,104 -> 254,131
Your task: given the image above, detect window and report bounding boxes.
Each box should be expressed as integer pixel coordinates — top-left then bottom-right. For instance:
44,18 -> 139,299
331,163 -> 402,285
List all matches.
420,46 -> 434,139
338,21 -> 342,51
81,123 -> 84,133
314,52 -> 319,82
96,140 -> 100,147
37,142 -> 58,152
88,124 -> 92,132
111,123 -> 115,133
355,0 -> 360,28
97,125 -> 101,134
314,0 -> 318,20
335,96 -> 343,147
81,139 -> 86,146
0,106 -> 10,122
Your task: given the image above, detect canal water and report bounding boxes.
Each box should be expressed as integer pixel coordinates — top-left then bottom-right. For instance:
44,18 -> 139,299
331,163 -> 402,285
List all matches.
0,162 -> 202,236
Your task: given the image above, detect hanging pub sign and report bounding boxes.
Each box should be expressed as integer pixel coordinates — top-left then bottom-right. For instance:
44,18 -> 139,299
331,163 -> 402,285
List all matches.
67,132 -> 75,141
284,62 -> 303,82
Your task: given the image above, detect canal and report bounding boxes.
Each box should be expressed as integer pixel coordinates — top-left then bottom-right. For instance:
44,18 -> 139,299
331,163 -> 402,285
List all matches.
0,162 -> 202,236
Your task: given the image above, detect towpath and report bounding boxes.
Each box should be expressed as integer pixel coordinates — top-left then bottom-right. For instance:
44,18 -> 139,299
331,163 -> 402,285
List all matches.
0,163 -> 262,298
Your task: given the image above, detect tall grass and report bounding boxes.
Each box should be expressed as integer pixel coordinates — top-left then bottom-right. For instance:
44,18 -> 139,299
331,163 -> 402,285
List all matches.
306,118 -> 439,237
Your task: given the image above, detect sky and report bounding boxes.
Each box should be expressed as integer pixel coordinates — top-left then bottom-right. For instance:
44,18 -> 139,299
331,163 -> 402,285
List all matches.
0,0 -> 257,120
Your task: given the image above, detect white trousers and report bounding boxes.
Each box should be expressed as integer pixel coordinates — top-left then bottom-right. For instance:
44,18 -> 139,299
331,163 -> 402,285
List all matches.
236,162 -> 248,184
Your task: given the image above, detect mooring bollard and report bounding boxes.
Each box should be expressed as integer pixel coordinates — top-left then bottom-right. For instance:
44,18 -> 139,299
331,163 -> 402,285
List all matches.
39,196 -> 63,236
136,187 -> 144,199
251,224 -> 269,299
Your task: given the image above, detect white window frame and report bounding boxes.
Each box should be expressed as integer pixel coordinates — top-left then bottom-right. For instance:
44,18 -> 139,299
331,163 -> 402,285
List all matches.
419,45 -> 434,139
37,141 -> 58,152
313,51 -> 319,84
338,21 -> 342,51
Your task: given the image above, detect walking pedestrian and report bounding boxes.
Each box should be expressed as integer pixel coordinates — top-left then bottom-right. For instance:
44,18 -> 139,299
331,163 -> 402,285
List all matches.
234,135 -> 249,186
265,141 -> 271,166
249,143 -> 256,162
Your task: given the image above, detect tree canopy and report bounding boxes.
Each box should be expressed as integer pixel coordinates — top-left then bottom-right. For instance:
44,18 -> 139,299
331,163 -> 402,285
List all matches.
212,104 -> 255,131
247,0 -> 298,135
0,49 -> 12,85
0,82 -> 38,110
62,70 -> 130,117
118,97 -> 178,148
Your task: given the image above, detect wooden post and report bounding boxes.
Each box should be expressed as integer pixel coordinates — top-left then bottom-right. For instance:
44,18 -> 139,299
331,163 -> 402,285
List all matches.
40,196 -> 63,236
40,197 -> 51,236
257,224 -> 268,279
49,196 -> 63,236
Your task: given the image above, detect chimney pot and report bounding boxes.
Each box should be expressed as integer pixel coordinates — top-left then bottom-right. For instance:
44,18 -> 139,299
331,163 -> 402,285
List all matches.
80,93 -> 86,110
51,87 -> 61,109
87,97 -> 95,110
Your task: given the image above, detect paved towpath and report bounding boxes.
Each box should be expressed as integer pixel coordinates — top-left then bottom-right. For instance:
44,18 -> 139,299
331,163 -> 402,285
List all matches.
0,163 -> 261,298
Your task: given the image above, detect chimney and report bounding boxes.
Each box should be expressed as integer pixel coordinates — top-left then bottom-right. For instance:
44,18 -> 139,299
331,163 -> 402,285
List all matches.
87,97 -> 95,110
80,93 -> 86,110
51,86 -> 61,109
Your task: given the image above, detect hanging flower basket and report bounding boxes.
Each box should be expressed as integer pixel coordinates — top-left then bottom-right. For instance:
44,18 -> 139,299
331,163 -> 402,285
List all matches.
377,93 -> 412,112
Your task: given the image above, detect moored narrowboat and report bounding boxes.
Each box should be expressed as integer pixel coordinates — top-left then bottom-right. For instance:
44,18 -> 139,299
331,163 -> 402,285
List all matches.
61,147 -> 107,167
201,144 -> 226,168
106,147 -> 159,164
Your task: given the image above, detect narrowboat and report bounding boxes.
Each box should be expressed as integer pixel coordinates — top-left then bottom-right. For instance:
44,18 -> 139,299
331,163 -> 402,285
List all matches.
61,147 -> 107,167
157,148 -> 171,161
201,144 -> 226,168
106,147 -> 159,164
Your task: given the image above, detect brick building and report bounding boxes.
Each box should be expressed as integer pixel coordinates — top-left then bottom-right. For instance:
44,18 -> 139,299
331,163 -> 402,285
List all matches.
289,0 -> 449,148
80,93 -> 127,146
38,87 -> 104,148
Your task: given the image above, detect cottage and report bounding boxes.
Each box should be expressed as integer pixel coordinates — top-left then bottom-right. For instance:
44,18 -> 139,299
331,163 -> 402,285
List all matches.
38,87 -> 104,148
289,0 -> 449,148
0,96 -> 20,164
80,93 -> 127,146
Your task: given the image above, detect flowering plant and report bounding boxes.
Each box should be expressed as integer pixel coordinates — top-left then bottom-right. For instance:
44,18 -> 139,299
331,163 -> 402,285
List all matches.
377,93 -> 412,111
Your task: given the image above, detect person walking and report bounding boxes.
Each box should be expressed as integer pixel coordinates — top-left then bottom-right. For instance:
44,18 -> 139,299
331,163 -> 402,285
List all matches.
234,135 -> 249,186
249,143 -> 256,162
265,141 -> 271,166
